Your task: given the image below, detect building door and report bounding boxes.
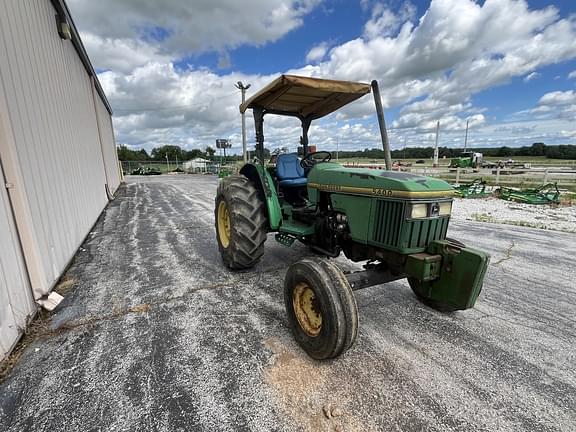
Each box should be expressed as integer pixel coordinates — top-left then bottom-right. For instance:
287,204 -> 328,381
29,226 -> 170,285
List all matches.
0,159 -> 35,359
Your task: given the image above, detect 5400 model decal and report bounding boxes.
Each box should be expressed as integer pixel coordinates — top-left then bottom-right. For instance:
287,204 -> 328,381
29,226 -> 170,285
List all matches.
307,182 -> 454,199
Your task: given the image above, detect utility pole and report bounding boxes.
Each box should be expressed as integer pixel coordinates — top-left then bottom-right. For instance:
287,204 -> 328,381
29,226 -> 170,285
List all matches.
464,119 -> 469,152
403,136 -> 407,160
165,153 -> 170,172
235,81 -> 251,163
336,137 -> 339,161
433,121 -> 440,167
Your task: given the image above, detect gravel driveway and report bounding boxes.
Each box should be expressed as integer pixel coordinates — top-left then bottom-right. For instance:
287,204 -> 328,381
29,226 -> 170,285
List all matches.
1,175 -> 575,432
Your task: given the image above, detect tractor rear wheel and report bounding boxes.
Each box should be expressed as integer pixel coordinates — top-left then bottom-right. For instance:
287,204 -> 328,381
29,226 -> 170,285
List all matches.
284,258 -> 358,360
215,175 -> 267,269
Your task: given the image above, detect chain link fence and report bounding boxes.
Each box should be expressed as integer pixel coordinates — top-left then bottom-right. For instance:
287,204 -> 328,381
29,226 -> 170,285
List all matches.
121,160 -> 240,176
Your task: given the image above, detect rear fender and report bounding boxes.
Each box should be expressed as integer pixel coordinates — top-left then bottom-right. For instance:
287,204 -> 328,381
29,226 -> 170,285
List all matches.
239,163 -> 282,230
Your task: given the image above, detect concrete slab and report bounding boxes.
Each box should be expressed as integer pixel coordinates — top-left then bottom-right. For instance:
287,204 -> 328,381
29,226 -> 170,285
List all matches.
1,175 -> 575,431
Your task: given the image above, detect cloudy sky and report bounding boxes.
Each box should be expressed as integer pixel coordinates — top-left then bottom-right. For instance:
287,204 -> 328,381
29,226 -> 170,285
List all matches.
67,0 -> 576,154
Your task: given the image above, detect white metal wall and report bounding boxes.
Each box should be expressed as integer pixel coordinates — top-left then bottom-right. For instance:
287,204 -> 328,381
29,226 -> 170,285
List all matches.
0,161 -> 36,358
95,93 -> 121,194
0,0 -> 119,309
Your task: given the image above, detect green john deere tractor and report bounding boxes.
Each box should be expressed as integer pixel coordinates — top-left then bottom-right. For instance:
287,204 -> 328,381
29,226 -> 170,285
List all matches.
215,75 -> 490,360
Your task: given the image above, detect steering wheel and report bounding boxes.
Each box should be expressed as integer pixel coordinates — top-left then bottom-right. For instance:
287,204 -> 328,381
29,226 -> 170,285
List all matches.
300,151 -> 332,169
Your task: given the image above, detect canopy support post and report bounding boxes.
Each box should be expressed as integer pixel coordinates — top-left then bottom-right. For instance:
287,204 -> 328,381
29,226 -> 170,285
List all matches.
371,80 -> 392,170
253,107 -> 265,164
300,118 -> 312,156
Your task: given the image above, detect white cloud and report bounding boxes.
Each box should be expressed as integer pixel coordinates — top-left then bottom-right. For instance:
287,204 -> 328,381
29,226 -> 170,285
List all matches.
538,90 -> 576,106
305,42 -> 329,63
86,0 -> 576,151
81,33 -> 171,73
363,2 -> 416,39
524,72 -> 540,82
68,0 -> 321,70
312,0 -> 576,134
568,70 -> 576,79
532,90 -> 576,121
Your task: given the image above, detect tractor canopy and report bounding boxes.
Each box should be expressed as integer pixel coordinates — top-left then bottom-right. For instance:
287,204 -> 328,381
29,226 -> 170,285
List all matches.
239,75 -> 371,120
307,163 -> 454,199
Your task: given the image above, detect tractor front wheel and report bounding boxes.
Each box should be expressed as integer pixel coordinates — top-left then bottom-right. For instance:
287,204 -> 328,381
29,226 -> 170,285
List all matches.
284,258 -> 358,360
215,175 -> 267,269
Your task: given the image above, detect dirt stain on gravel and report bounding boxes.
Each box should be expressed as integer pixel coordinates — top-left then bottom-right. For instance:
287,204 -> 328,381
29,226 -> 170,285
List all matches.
264,337 -> 374,432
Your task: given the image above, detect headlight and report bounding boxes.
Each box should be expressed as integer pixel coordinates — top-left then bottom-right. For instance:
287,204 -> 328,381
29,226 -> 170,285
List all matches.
408,201 -> 452,218
409,204 -> 428,218
439,201 -> 452,216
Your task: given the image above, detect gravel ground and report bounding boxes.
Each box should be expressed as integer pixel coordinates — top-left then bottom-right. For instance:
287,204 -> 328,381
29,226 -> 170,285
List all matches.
0,175 -> 575,432
452,197 -> 576,233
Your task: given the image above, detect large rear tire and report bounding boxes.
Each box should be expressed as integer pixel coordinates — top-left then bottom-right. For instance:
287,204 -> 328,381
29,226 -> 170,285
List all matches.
215,175 -> 267,269
284,258 -> 358,360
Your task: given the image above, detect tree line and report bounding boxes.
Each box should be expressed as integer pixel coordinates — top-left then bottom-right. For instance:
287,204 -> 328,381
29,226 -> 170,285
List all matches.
118,142 -> 576,162
117,145 -> 218,162
338,143 -> 576,160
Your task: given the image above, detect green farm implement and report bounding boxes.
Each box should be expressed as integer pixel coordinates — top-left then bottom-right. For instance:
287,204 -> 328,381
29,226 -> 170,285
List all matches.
218,167 -> 233,178
497,183 -> 561,205
449,152 -> 484,169
453,179 -> 491,198
214,75 -> 490,359
131,166 -> 162,176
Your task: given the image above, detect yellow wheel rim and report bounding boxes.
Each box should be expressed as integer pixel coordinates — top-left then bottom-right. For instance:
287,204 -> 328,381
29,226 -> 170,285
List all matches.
293,282 -> 322,337
217,201 -> 231,248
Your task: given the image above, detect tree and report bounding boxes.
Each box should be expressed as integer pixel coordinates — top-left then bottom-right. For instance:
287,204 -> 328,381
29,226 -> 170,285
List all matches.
183,149 -> 203,160
205,146 -> 215,159
117,145 -> 150,161
150,145 -> 183,161
546,145 -> 576,160
497,146 -> 513,157
529,142 -> 546,156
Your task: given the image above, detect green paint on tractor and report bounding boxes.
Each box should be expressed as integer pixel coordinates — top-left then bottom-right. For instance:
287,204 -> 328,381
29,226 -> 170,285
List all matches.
215,75 -> 491,360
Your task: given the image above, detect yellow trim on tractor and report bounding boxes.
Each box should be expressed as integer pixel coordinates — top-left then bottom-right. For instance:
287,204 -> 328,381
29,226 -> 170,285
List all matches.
307,182 -> 456,199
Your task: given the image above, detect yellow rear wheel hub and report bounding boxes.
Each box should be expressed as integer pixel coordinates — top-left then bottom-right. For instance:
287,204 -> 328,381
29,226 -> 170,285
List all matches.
217,201 -> 231,248
293,283 -> 322,337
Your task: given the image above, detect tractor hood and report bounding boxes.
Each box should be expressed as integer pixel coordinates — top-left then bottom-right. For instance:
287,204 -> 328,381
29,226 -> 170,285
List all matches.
307,163 -> 454,199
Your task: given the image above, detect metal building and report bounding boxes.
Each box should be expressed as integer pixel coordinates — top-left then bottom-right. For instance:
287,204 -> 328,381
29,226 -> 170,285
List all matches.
0,0 -> 121,359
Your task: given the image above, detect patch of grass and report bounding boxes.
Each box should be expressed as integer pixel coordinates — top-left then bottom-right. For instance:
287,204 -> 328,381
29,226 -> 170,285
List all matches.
0,309 -> 51,383
53,276 -> 77,296
471,213 -> 496,223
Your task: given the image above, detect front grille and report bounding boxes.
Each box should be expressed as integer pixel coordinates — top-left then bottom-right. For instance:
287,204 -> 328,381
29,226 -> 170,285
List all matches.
372,200 -> 405,247
371,200 -> 449,251
405,217 -> 449,249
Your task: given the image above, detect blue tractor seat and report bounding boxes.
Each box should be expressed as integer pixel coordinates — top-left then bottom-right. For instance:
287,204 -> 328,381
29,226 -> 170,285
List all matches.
276,153 -> 307,187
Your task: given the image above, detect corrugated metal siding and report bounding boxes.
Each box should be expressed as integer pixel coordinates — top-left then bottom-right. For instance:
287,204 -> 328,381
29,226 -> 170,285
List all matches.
95,95 -> 121,194
0,161 -> 35,358
0,0 -> 117,299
